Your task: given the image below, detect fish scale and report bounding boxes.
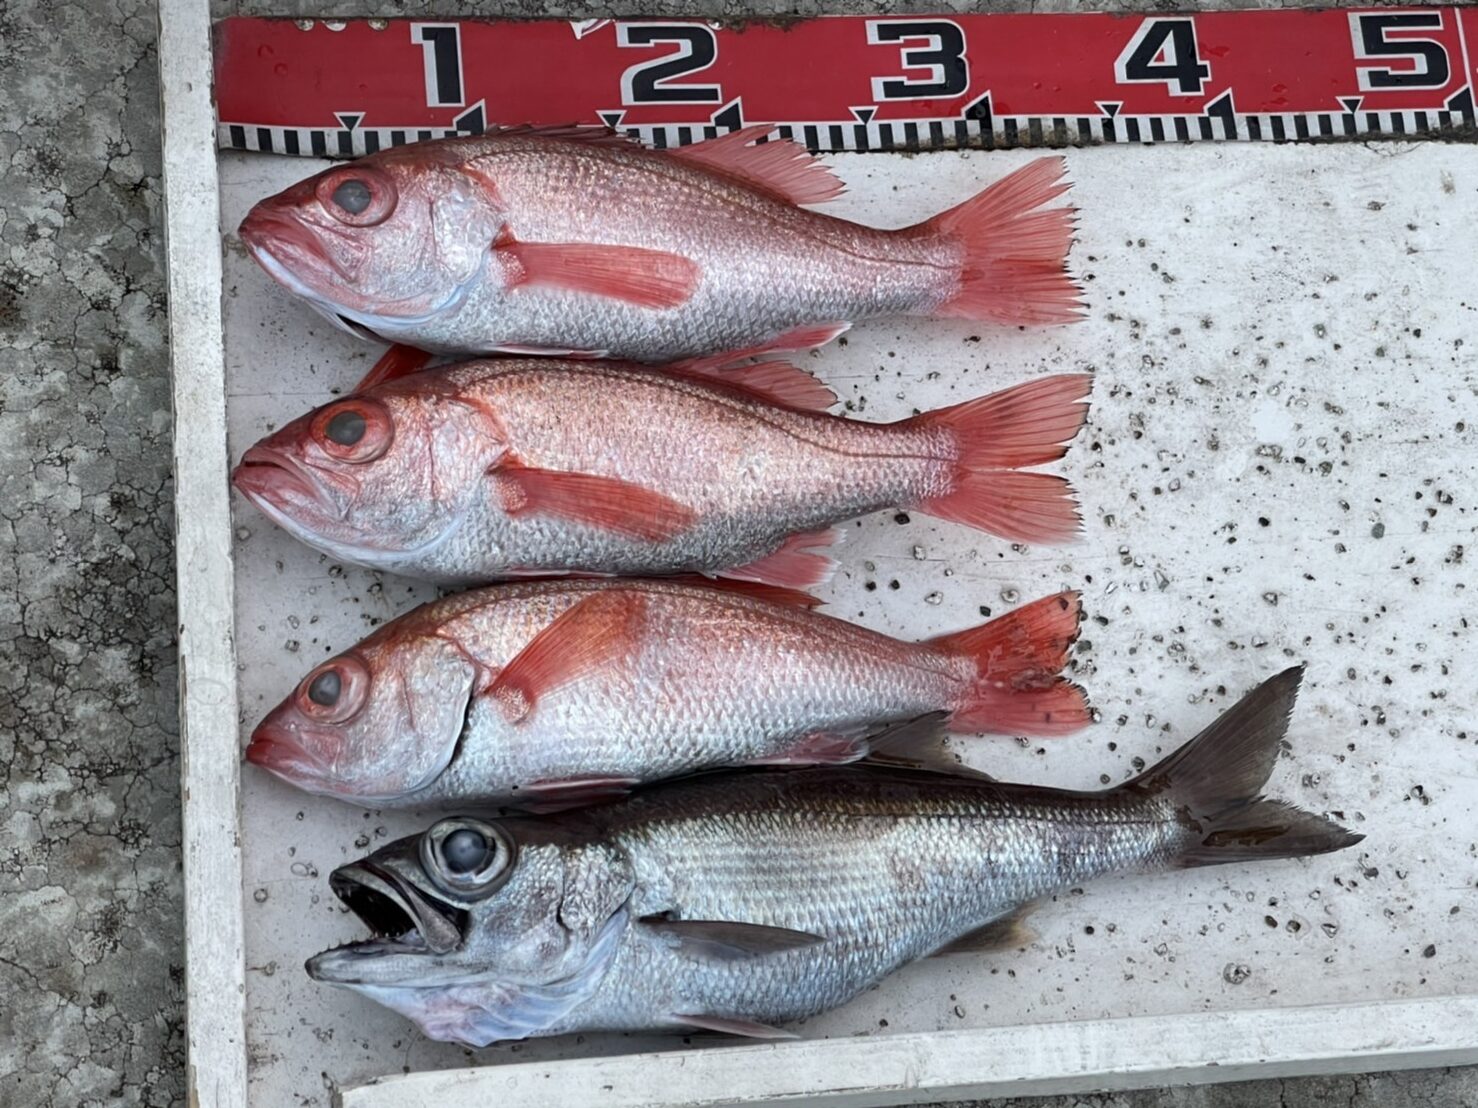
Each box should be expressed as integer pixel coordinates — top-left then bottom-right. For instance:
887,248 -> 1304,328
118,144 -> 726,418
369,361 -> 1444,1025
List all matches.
240,132 -> 1082,363
527,773 -> 1186,1034
308,668 -> 1360,1046
247,577 -> 1088,806
369,360 -> 944,583
413,580 -> 966,803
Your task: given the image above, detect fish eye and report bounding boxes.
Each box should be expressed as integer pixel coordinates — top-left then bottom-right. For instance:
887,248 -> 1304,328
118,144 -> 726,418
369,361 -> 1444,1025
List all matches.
331,178 -> 372,215
307,669 -> 341,705
296,655 -> 371,724
311,399 -> 393,463
421,819 -> 516,899
442,828 -> 488,873
314,167 -> 397,227
325,409 -> 365,446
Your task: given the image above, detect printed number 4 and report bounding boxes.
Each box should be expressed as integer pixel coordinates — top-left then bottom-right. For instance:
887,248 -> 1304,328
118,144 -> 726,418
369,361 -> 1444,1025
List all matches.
1115,18 -> 1211,97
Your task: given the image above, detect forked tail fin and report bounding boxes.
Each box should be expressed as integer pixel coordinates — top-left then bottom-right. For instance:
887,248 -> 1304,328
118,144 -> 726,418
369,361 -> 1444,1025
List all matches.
907,373 -> 1092,545
1125,666 -> 1363,867
930,591 -> 1090,737
919,157 -> 1084,325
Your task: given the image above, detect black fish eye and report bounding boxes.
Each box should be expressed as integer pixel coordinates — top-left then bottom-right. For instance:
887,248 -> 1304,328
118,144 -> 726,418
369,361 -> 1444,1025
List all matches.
325,409 -> 366,446
331,178 -> 372,215
307,669 -> 341,706
442,828 -> 489,874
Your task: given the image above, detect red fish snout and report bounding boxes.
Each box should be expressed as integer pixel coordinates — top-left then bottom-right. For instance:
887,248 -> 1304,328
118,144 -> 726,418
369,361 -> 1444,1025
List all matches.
245,724 -> 326,779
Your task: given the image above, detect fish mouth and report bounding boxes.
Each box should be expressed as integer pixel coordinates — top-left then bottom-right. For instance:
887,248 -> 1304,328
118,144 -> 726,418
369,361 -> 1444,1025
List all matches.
243,725 -> 323,778
232,445 -> 336,513
307,862 -> 468,983
240,208 -> 352,282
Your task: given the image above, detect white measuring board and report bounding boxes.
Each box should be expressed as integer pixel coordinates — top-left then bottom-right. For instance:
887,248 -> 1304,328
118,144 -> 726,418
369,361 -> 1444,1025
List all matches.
216,143 -> 1477,1105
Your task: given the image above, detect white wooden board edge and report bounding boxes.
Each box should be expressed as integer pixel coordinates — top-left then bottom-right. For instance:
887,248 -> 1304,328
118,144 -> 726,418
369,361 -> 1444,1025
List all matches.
159,0 -> 249,1103
338,995 -> 1478,1108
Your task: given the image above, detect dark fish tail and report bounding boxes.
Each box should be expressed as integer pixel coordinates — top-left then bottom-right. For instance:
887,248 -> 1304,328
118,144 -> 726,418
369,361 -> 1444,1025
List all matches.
1125,666 -> 1363,868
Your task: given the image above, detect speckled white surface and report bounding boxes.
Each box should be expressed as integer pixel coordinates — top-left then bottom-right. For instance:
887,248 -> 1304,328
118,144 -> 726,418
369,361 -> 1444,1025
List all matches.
219,143 -> 1476,1105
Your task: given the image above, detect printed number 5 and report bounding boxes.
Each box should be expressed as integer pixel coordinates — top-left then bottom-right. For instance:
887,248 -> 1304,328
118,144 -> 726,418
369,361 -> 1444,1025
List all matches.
1350,13 -> 1450,91
866,20 -> 969,101
1115,18 -> 1211,97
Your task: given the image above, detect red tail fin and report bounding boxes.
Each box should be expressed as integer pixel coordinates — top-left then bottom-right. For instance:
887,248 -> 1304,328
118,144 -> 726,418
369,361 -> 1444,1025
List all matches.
930,591 -> 1089,736
909,373 -> 1090,544
922,157 -> 1082,325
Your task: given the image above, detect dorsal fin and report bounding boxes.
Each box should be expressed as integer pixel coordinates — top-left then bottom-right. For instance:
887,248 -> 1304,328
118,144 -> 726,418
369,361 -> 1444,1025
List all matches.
668,126 -> 845,206
665,575 -> 824,610
664,357 -> 836,413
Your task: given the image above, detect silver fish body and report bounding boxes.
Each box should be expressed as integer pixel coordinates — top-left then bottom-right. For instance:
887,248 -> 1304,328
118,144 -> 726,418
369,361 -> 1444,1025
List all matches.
307,668 -> 1360,1045
246,579 -> 1088,806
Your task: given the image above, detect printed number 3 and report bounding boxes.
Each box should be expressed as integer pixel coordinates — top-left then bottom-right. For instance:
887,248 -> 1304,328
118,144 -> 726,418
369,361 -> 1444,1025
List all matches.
1115,18 -> 1211,97
866,20 -> 969,101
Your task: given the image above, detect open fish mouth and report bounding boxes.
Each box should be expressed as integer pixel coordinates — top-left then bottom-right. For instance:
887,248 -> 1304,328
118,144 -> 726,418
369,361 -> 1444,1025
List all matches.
307,862 -> 467,983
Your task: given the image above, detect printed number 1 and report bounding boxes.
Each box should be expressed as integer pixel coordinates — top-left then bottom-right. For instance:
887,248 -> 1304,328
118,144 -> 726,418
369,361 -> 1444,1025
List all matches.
410,24 -> 464,108
1115,18 -> 1211,97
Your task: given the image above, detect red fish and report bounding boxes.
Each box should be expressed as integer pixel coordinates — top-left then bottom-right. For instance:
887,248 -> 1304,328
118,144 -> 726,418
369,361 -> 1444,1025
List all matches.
232,361 -> 1091,586
238,128 -> 1082,363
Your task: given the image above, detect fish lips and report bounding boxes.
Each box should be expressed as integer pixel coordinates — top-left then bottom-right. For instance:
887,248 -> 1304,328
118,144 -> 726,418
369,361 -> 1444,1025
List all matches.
307,861 -> 468,985
232,445 -> 346,526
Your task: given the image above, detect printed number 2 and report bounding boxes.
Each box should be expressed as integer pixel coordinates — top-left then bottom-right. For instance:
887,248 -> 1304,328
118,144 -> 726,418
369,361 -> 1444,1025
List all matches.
1351,13 -> 1450,91
867,20 -> 969,100
1115,18 -> 1211,97
617,24 -> 722,105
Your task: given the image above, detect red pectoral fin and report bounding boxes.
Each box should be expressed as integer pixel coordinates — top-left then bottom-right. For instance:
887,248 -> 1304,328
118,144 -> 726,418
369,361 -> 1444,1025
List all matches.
491,461 -> 697,542
487,592 -> 647,722
497,240 -> 701,309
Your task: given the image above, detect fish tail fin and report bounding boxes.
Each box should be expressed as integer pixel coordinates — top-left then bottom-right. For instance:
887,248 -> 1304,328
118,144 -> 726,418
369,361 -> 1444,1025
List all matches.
930,591 -> 1090,737
1126,666 -> 1363,868
920,156 -> 1084,325
907,373 -> 1091,544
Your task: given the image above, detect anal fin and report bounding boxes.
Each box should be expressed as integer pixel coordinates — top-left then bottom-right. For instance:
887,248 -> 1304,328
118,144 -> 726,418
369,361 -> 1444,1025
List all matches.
931,904 -> 1038,957
720,527 -> 841,589
672,1013 -> 799,1040
513,774 -> 641,812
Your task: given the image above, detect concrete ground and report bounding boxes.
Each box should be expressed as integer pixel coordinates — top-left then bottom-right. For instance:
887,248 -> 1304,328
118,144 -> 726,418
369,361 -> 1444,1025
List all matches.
0,0 -> 1472,1105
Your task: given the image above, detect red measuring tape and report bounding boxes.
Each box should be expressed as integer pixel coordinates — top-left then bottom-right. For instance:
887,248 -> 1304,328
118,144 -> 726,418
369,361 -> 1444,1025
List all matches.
214,10 -> 1478,156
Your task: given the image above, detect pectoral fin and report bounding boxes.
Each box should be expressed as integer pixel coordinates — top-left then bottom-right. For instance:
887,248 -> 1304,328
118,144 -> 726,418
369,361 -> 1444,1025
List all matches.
642,917 -> 825,961
497,239 -> 700,309
491,461 -> 697,542
486,591 -> 646,722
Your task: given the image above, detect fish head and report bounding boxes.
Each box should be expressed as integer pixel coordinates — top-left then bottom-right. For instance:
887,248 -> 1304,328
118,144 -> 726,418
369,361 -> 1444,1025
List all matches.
238,149 -> 502,340
307,816 -> 634,1045
246,627 -> 477,801
232,381 -> 504,565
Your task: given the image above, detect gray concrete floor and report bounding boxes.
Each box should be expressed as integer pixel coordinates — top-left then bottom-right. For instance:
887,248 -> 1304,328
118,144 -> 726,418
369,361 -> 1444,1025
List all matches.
0,0 -> 1473,1105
